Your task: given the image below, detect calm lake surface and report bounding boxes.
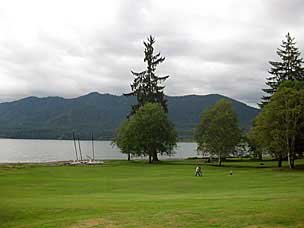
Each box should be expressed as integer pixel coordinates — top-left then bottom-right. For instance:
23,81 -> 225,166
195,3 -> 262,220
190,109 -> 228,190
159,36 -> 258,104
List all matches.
0,139 -> 198,163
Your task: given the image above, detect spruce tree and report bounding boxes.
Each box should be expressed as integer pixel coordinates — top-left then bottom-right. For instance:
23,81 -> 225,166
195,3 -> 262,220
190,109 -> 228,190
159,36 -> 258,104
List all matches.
124,35 -> 169,115
261,33 -> 304,106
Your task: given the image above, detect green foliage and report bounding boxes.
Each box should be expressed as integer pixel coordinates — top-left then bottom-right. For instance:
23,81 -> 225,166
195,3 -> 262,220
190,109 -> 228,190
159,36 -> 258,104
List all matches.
262,33 -> 304,106
195,99 -> 241,166
246,130 -> 263,160
253,81 -> 304,168
114,103 -> 177,162
114,119 -> 137,154
124,36 -> 169,114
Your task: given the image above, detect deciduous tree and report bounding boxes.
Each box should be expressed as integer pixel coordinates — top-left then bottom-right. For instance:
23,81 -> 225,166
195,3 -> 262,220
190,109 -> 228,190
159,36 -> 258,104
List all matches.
253,81 -> 304,168
114,103 -> 177,163
195,99 -> 241,166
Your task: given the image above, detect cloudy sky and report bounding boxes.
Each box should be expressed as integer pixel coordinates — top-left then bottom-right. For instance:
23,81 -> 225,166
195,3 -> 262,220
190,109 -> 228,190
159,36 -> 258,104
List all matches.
0,0 -> 303,107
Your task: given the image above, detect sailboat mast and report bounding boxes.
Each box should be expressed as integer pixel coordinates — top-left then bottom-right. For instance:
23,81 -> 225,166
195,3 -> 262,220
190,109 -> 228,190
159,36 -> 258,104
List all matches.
91,132 -> 95,160
72,132 -> 78,161
77,137 -> 83,161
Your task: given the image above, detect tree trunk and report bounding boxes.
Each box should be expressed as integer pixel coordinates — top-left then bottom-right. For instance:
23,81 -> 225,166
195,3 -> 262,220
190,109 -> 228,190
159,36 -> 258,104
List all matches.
152,151 -> 159,162
127,153 -> 131,161
148,154 -> 152,163
290,159 -> 295,168
288,152 -> 295,168
218,154 -> 222,167
258,152 -> 262,161
278,156 -> 282,167
288,152 -> 294,169
287,136 -> 296,169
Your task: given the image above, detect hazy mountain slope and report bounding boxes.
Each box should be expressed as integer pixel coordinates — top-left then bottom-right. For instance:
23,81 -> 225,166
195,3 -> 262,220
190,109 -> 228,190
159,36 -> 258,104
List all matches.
167,94 -> 259,139
0,92 -> 259,140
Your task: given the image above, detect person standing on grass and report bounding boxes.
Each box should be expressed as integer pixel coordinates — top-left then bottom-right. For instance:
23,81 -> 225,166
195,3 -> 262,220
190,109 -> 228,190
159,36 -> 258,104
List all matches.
195,166 -> 202,176
199,166 -> 203,176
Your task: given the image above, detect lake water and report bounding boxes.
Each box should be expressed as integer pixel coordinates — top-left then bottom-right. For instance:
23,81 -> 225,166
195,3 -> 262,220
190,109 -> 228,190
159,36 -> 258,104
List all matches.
0,139 -> 198,163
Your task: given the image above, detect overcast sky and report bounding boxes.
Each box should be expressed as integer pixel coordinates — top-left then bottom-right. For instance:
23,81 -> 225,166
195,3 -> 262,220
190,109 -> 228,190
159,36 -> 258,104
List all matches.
0,0 -> 303,107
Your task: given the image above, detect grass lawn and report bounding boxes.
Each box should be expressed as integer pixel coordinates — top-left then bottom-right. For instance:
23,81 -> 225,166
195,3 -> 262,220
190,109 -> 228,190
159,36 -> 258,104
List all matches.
0,159 -> 304,228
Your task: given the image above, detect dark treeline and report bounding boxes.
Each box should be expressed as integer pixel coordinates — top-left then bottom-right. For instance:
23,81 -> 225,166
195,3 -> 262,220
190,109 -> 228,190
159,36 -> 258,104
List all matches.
0,94 -> 257,140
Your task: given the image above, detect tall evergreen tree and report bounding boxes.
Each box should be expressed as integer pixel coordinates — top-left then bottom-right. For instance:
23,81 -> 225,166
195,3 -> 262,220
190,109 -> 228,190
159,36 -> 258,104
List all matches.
124,35 -> 169,115
261,33 -> 304,106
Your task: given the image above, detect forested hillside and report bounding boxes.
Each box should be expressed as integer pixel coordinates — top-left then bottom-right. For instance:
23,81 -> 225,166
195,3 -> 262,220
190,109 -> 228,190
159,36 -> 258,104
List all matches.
0,92 -> 259,140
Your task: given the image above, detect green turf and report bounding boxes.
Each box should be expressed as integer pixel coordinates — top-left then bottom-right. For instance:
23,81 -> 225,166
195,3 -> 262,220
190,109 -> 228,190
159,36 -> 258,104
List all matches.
0,159 -> 304,228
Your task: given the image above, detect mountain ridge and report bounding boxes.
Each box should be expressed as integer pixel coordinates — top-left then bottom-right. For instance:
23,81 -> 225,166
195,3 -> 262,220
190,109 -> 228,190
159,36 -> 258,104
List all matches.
0,92 -> 259,140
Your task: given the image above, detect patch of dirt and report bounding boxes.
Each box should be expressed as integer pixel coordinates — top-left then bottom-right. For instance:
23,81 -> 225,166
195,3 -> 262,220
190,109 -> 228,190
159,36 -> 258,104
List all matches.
69,218 -> 118,228
245,226 -> 285,228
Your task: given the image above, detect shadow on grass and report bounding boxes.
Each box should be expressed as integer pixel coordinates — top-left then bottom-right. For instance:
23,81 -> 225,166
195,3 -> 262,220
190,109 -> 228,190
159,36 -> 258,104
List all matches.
203,162 -> 304,171
202,163 -> 272,169
272,164 -> 304,172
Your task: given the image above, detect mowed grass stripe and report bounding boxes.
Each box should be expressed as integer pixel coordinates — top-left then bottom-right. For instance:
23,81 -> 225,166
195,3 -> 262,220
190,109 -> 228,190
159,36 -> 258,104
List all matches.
0,160 -> 303,228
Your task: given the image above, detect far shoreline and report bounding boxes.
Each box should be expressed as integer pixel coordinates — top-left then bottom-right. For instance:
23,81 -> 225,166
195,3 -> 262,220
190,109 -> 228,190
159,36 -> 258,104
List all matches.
0,137 -> 195,142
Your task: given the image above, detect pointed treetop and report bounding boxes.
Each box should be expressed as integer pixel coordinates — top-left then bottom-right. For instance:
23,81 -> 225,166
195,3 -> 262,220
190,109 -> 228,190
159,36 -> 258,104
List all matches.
124,35 -> 170,115
260,32 -> 304,107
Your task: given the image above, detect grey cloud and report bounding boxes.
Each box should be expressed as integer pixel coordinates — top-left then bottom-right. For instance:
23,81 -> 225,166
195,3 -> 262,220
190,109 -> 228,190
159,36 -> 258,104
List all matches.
0,0 -> 303,107
264,0 -> 304,26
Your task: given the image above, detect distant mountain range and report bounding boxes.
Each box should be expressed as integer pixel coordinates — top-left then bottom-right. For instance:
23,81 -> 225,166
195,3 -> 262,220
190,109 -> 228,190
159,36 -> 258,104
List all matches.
0,92 -> 259,140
